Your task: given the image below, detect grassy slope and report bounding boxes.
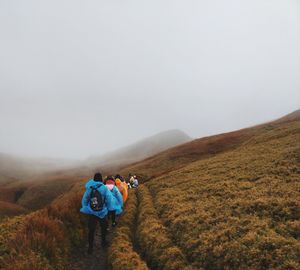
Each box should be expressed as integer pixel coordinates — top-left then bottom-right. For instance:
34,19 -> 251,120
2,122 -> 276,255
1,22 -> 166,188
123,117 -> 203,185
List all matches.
0,175 -> 83,219
0,111 -> 299,270
0,201 -> 28,218
120,110 -> 300,181
120,126 -> 269,181
0,186 -> 86,270
16,176 -> 79,210
144,119 -> 300,269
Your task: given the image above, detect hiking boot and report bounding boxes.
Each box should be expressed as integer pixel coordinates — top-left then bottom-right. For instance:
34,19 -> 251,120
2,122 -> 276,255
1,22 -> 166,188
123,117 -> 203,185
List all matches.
87,246 -> 93,254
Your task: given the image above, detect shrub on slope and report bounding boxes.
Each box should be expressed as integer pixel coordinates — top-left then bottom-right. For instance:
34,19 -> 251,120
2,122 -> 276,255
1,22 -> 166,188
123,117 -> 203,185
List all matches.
108,189 -> 149,270
0,191 -> 85,270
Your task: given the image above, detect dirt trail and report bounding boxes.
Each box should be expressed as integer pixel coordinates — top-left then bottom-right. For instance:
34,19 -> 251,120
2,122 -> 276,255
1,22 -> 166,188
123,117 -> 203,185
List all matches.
68,225 -> 113,270
68,189 -> 147,270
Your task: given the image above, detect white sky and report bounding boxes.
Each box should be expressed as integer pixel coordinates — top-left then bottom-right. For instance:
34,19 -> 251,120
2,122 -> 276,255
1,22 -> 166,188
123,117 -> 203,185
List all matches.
0,0 -> 300,159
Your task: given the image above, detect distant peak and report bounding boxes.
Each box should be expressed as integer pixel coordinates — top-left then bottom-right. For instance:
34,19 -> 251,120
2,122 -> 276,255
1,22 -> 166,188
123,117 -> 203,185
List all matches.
150,129 -> 191,138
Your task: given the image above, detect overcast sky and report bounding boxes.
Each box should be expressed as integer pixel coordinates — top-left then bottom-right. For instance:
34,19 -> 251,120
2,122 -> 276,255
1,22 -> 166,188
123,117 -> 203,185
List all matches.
0,0 -> 299,159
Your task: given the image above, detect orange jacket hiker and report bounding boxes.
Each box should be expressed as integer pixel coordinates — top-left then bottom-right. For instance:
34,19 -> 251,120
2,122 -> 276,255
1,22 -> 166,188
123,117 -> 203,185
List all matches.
115,178 -> 128,203
122,180 -> 128,191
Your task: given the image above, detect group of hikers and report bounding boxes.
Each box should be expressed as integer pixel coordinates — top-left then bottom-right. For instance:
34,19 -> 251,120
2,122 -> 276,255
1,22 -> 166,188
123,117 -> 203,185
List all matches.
80,172 -> 139,254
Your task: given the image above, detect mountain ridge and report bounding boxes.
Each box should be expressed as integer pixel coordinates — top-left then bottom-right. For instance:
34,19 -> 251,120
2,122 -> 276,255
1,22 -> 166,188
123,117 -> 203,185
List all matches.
85,129 -> 192,170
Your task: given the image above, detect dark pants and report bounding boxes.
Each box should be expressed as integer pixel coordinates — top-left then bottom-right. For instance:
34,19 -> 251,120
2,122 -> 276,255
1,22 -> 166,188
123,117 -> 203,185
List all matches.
88,215 -> 108,248
108,210 -> 116,224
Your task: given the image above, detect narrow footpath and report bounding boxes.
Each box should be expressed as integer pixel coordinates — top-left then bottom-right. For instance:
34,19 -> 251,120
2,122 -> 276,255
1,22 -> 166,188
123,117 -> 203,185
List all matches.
68,226 -> 113,270
68,188 -> 147,270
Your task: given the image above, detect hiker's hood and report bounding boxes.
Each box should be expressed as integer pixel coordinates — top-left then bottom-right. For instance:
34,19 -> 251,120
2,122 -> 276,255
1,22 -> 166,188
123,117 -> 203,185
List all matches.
115,179 -> 122,186
106,179 -> 115,185
85,179 -> 103,189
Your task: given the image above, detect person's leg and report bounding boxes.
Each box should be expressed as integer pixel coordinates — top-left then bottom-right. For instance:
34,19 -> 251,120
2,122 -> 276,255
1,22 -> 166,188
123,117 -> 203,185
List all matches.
88,215 -> 97,253
111,210 -> 117,226
108,211 -> 115,224
99,216 -> 108,247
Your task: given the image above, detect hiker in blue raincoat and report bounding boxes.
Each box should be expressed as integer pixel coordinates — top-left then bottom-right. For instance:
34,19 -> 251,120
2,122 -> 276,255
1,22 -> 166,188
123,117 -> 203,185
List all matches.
80,172 -> 114,253
105,176 -> 123,227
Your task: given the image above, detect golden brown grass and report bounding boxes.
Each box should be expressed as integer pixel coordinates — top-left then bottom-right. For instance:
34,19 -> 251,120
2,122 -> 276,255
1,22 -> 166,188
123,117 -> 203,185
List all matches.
145,120 -> 300,269
121,111 -> 300,184
136,185 -> 195,270
0,189 -> 86,270
1,113 -> 299,270
120,125 -> 264,182
108,189 -> 149,270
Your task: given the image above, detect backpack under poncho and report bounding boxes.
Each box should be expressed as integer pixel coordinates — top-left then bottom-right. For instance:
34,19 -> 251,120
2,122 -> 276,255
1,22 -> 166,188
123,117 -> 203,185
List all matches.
89,186 -> 104,211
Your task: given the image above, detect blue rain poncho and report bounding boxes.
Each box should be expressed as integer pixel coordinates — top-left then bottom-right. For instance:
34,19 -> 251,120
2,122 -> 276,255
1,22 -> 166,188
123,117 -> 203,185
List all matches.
106,185 -> 123,215
80,179 -> 114,218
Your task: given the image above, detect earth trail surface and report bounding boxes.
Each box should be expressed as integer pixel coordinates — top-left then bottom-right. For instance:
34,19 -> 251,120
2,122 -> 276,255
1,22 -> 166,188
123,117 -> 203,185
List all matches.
69,224 -> 114,270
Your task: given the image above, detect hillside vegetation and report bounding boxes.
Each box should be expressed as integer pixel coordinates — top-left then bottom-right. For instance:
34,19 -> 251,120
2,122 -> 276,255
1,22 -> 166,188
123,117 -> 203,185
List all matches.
121,126 -> 257,180
108,189 -> 149,270
0,187 -> 86,270
0,129 -> 190,219
0,201 -> 28,218
0,110 -> 299,269
110,112 -> 299,269
138,120 -> 300,269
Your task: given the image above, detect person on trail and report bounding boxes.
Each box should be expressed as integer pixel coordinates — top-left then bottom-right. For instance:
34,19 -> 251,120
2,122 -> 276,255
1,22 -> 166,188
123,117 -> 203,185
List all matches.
80,173 -> 113,253
105,176 -> 123,227
117,174 -> 129,191
127,180 -> 132,189
129,174 -> 135,188
115,174 -> 128,203
133,175 -> 139,188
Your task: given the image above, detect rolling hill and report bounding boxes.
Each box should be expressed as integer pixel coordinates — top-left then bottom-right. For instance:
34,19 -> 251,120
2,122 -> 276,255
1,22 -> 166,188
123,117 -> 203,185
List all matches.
119,109 -> 300,181
85,129 -> 192,170
0,129 -> 191,216
0,109 -> 299,270
138,119 -> 299,269
0,201 -> 28,218
0,153 -> 84,216
109,111 -> 300,269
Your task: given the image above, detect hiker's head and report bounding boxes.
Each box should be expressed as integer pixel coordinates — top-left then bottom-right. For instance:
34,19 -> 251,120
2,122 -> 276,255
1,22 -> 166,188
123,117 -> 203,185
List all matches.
106,175 -> 115,182
105,175 -> 115,186
115,178 -> 121,186
115,174 -> 121,179
93,173 -> 103,182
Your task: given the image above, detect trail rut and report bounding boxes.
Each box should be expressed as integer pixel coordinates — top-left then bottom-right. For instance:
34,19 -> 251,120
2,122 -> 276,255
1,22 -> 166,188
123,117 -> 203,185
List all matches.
68,224 -> 113,270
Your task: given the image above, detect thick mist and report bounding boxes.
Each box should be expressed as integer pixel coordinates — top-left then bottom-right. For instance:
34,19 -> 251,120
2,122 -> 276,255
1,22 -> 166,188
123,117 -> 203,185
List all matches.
0,0 -> 299,159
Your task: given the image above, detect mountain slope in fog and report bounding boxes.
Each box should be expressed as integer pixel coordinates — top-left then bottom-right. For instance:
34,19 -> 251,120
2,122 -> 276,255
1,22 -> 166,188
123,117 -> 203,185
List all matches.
0,129 -> 190,215
0,153 -> 80,184
1,110 -> 299,269
86,129 -> 192,169
120,109 -> 300,180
